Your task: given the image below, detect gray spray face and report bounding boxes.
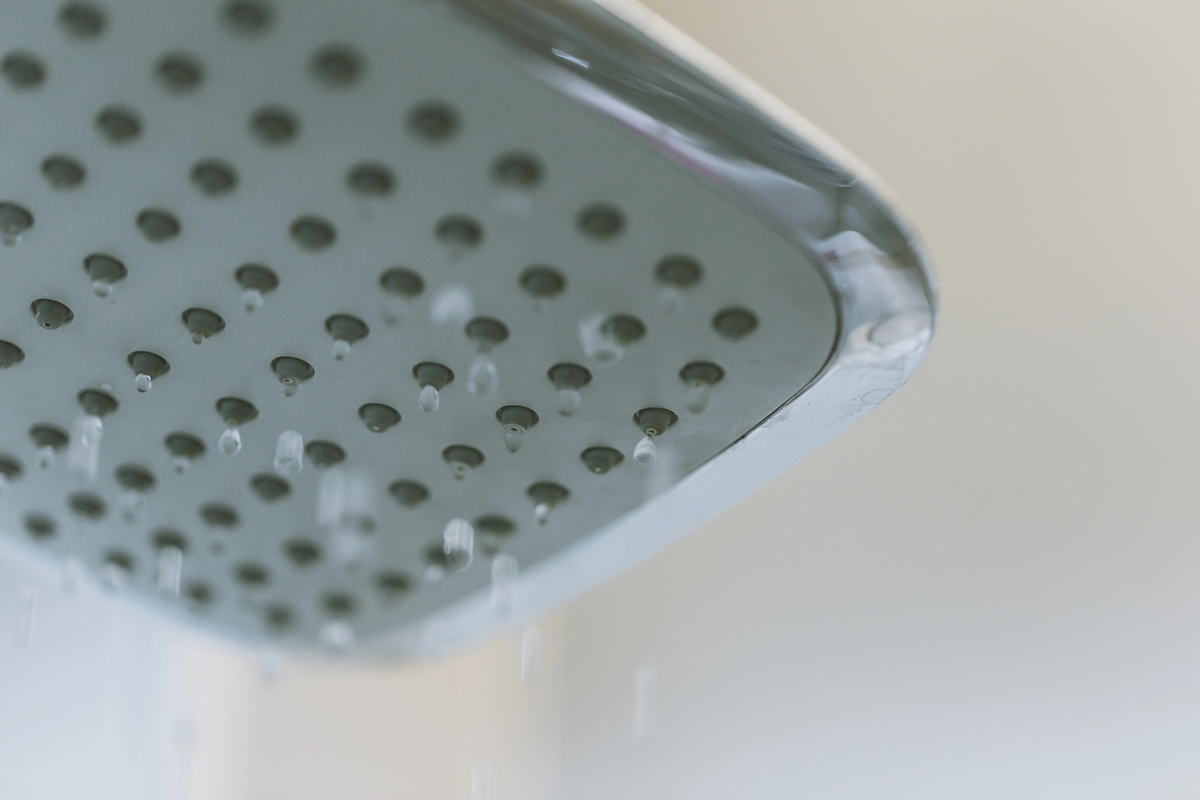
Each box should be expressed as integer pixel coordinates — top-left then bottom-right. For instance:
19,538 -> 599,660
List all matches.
0,0 -> 934,655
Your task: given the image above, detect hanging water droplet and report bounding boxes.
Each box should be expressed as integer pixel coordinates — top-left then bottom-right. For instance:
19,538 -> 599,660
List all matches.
273,431 -> 304,477
319,620 -> 356,652
157,546 -> 183,597
331,338 -> 352,360
633,664 -> 658,743
36,446 -> 55,470
13,586 -> 37,648
171,456 -> 190,475
467,354 -> 498,395
192,331 -> 205,344
534,502 -> 551,526
685,382 -> 711,413
443,518 -> 474,570
67,414 -> 103,482
92,279 -> 113,299
633,435 -> 657,465
429,284 -> 475,325
241,288 -> 264,312
557,388 -> 582,417
503,425 -> 526,453
419,384 -> 439,412
134,372 -> 152,393
119,490 -> 145,522
578,313 -> 624,363
520,626 -> 541,685
657,286 -> 685,313
218,427 -> 242,455
490,553 -> 518,613
424,564 -> 445,583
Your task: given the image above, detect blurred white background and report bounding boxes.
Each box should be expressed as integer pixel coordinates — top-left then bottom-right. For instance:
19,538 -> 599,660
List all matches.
4,0 -> 1199,797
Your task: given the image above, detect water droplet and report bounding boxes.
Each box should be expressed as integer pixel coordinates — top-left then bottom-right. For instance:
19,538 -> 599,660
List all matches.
429,284 -> 474,325
157,546 -> 183,597
633,435 -> 657,465
443,518 -> 474,570
134,373 -> 152,393
424,564 -> 445,583
467,354 -> 498,396
329,525 -> 371,567
101,562 -> 130,591
319,621 -> 356,653
502,425 -> 526,453
13,587 -> 37,648
534,502 -> 551,526
520,626 -> 541,685
316,469 -> 347,529
119,490 -> 145,521
381,297 -> 405,326
171,456 -> 191,475
490,553 -> 518,612
419,384 -> 439,412
657,286 -> 685,313
36,446 -> 55,470
557,388 -> 581,416
470,763 -> 496,800
578,313 -> 624,363
218,427 -> 242,455
191,331 -> 205,345
332,338 -> 352,360
633,664 -> 657,742
241,287 -> 263,312
273,431 -> 304,477
67,414 -> 103,481
92,279 -> 113,299
685,383 -> 711,414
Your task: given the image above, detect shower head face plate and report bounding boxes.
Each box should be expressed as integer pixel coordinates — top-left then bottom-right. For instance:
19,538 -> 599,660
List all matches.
0,0 -> 934,655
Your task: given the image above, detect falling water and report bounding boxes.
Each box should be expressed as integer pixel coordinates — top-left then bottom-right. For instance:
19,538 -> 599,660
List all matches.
429,284 -> 474,325
490,554 -> 518,612
467,354 -> 498,396
520,626 -> 541,685
273,431 -> 304,477
470,763 -> 496,800
13,587 -> 37,648
157,546 -> 183,597
633,664 -> 658,743
443,518 -> 474,570
67,414 -> 103,481
578,313 -> 624,363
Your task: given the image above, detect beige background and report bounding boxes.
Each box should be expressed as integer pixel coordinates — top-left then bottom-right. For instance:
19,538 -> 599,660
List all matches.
3,0 -> 1199,798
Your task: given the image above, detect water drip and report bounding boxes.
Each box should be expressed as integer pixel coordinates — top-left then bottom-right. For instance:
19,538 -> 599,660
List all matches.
657,286 -> 685,313
503,425 -> 526,453
101,562 -> 130,591
191,331 -> 204,344
557,388 -> 581,416
332,339 -> 352,360
633,434 -> 657,465
120,490 -> 145,522
685,383 -> 711,413
134,373 -> 152,393
273,431 -> 304,477
578,313 -> 624,363
13,587 -> 36,648
92,280 -> 113,299
172,456 -> 191,475
67,414 -> 103,481
534,502 -> 551,526
424,564 -> 445,583
490,553 -> 518,612
443,518 -> 474,570
319,621 -> 356,652
520,626 -> 541,685
36,446 -> 55,470
157,546 -> 183,596
467,354 -> 498,395
218,427 -> 242,455
419,384 -> 439,412
242,288 -> 264,312
430,284 -> 474,324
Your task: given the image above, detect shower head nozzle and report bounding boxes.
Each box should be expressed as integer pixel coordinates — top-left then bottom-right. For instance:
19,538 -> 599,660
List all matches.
0,0 -> 934,656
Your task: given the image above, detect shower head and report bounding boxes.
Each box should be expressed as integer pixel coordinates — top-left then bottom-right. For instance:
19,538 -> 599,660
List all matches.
0,0 -> 935,656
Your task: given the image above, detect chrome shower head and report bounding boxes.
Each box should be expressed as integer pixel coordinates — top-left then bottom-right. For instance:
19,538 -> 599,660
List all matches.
0,0 -> 935,656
